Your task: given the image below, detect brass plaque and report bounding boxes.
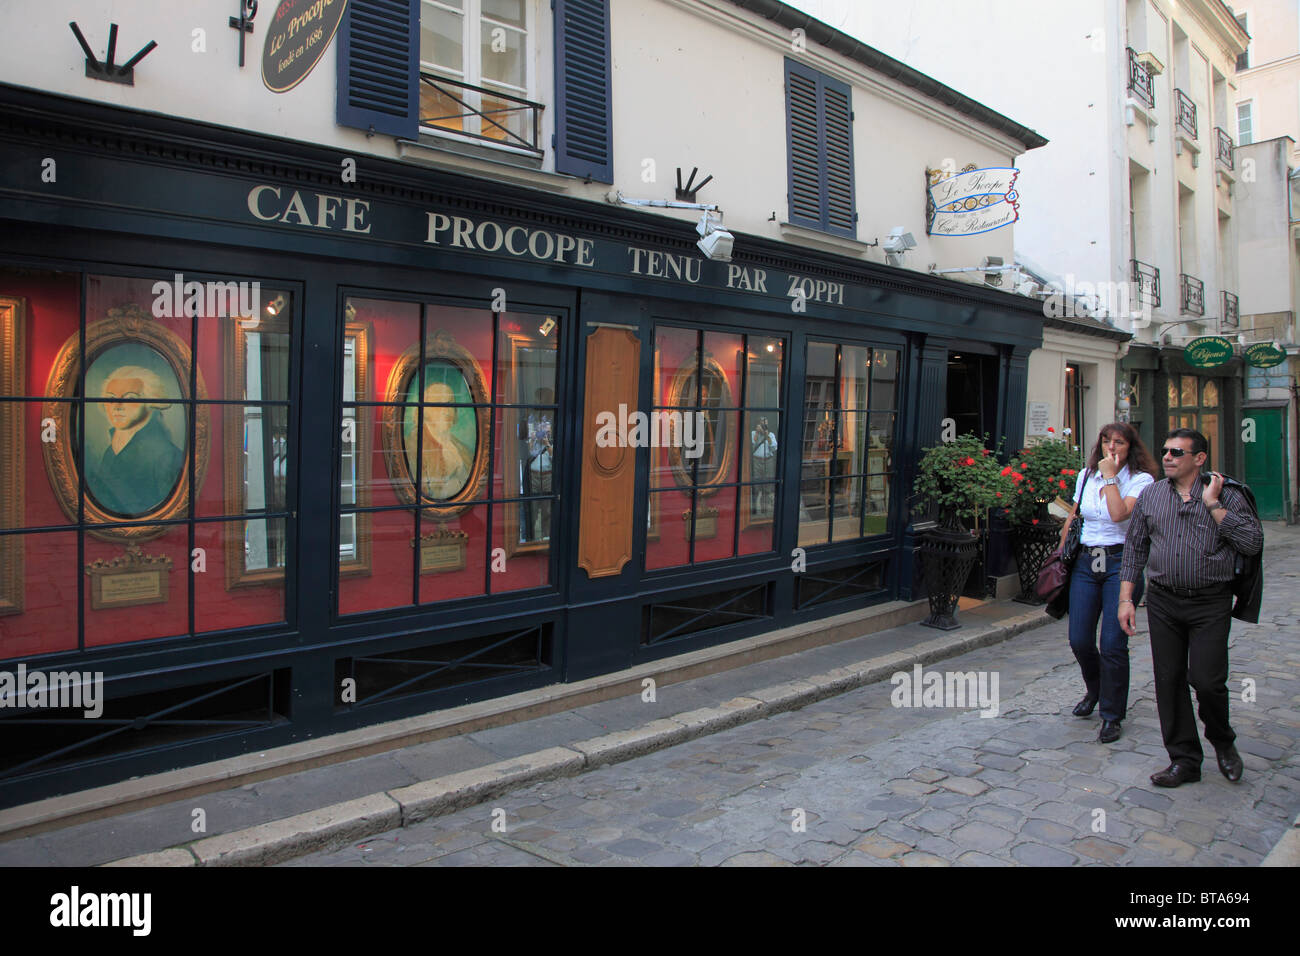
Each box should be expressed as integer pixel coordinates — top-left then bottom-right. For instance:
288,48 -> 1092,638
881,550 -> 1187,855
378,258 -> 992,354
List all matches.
683,507 -> 719,540
413,528 -> 468,574
86,545 -> 173,610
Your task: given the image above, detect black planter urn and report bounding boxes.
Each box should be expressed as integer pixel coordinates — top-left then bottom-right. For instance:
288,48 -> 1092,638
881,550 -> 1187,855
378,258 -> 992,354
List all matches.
1011,503 -> 1065,604
919,511 -> 981,630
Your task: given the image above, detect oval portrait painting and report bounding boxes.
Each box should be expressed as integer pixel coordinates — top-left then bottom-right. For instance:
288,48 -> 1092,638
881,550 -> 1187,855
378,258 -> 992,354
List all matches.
402,360 -> 479,501
80,342 -> 187,518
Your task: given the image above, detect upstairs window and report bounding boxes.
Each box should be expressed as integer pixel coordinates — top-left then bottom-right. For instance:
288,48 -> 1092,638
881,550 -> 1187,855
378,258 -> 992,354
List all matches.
1237,101 -> 1254,146
420,0 -> 538,150
785,59 -> 856,238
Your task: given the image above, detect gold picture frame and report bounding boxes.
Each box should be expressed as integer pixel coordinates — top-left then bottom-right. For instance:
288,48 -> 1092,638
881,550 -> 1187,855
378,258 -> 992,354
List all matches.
381,329 -> 490,520
0,296 -> 24,616
502,330 -> 556,557
42,304 -> 209,543
665,351 -> 734,497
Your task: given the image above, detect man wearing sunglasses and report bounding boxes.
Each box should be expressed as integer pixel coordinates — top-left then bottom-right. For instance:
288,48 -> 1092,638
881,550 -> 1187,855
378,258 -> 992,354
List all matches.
1118,429 -> 1262,788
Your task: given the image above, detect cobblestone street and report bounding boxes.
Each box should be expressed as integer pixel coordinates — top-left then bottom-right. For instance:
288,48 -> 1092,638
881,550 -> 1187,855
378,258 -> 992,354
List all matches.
283,539 -> 1300,868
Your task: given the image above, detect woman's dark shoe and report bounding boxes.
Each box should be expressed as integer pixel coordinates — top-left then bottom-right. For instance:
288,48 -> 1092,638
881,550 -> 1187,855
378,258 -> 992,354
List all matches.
1098,720 -> 1122,743
1072,694 -> 1099,717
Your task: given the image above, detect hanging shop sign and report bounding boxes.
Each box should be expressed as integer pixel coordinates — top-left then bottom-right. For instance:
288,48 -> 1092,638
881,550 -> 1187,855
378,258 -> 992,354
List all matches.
925,165 -> 1020,236
1244,342 -> 1287,368
262,0 -> 347,93
1183,336 -> 1234,368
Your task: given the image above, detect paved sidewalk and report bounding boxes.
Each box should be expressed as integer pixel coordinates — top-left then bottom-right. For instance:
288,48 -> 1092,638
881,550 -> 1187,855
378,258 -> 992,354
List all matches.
2,524 -> 1295,867
275,527 -> 1300,868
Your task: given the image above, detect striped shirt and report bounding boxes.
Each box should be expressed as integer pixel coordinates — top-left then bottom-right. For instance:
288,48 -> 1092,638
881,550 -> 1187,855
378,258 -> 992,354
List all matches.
1121,474 -> 1263,588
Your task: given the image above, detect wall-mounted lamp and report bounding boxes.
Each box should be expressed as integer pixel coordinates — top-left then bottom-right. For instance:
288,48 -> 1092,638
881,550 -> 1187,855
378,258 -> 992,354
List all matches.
266,294 -> 286,316
881,227 -> 916,266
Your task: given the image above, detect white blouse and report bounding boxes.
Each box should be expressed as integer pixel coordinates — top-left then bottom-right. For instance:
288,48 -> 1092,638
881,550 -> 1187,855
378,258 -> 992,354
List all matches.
1074,464 -> 1154,547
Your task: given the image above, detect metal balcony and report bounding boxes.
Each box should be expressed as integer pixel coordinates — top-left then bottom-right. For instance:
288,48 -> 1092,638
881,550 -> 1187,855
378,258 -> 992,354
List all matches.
418,72 -> 544,156
1215,127 -> 1234,170
1174,89 -> 1197,139
1222,290 -> 1239,328
1128,48 -> 1154,109
1131,259 -> 1161,307
1180,274 -> 1204,316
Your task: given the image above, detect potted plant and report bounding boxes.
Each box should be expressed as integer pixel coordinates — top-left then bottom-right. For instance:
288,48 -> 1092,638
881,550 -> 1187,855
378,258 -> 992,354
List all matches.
1003,429 -> 1084,603
911,433 -> 1013,629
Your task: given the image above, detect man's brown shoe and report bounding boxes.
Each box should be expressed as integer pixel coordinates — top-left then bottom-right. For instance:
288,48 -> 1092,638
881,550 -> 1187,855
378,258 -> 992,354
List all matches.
1150,763 -> 1201,787
1215,745 -> 1244,782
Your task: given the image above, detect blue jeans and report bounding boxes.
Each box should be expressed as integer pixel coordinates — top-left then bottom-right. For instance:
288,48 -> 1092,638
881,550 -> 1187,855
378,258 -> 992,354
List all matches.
1067,549 -> 1144,722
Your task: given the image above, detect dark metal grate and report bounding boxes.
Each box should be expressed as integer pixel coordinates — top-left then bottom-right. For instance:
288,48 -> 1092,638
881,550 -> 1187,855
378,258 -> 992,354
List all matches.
642,583 -> 770,646
336,625 -> 552,708
1222,291 -> 1239,329
796,561 -> 885,609
0,670 -> 286,781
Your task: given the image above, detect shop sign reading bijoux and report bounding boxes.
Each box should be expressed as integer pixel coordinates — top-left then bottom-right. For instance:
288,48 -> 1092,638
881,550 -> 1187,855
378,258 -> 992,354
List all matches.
1244,342 -> 1287,368
1183,335 -> 1234,368
262,0 -> 347,93
925,164 -> 1020,236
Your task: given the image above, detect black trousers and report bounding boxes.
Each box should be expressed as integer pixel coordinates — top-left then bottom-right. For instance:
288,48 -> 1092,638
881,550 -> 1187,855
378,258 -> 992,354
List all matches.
1145,583 -> 1236,767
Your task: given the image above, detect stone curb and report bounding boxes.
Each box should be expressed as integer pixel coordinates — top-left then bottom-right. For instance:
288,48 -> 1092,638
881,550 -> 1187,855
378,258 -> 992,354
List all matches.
1259,813 -> 1300,867
101,609 -> 1055,867
190,793 -> 402,867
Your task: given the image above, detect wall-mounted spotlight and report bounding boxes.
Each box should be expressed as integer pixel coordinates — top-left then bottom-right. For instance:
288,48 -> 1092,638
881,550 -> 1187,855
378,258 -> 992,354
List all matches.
981,255 -> 1004,287
696,210 -> 734,262
265,294 -> 286,316
881,227 -> 916,266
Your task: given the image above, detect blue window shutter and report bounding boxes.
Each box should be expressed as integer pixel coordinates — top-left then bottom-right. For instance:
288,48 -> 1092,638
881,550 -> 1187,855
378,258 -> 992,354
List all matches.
785,59 -> 856,238
555,0 -> 613,183
337,0 -> 419,138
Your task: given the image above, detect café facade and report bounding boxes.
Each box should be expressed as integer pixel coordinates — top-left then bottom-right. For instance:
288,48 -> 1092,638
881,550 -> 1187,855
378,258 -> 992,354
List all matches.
0,80 -> 1046,804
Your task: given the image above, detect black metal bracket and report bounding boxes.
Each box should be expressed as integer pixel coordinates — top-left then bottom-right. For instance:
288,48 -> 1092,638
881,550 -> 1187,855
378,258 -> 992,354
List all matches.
229,1 -> 259,69
69,22 -> 157,86
675,166 -> 714,202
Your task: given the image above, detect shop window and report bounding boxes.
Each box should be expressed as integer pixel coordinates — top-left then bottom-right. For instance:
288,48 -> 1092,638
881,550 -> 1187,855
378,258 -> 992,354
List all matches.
798,342 -> 898,547
645,327 -> 784,571
0,268 -> 294,659
338,298 -> 560,615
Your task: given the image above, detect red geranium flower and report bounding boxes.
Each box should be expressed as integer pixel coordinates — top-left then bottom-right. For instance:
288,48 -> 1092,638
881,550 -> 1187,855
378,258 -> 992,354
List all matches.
964,456 -> 975,466
1032,518 -> 1040,524
1001,466 -> 1012,476
1059,479 -> 1068,489
995,492 -> 1002,498
1047,427 -> 1055,433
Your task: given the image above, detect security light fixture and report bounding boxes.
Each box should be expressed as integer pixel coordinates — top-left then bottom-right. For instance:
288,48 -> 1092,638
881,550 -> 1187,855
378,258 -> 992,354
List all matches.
696,210 -> 734,262
882,227 -> 916,266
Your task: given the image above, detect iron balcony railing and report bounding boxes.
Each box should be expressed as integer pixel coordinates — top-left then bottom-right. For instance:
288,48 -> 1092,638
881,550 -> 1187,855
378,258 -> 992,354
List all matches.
1128,48 -> 1155,109
1180,273 -> 1205,316
1215,127 -> 1234,169
418,72 -> 544,156
1131,259 -> 1161,307
1175,88 -> 1197,139
1222,291 -> 1239,328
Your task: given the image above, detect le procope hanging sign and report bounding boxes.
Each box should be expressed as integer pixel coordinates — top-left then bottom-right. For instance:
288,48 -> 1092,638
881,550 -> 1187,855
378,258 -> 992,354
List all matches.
262,0 -> 348,93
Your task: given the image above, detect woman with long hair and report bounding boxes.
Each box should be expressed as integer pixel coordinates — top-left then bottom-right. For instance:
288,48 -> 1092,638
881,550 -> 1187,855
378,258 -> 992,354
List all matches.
1057,422 -> 1160,743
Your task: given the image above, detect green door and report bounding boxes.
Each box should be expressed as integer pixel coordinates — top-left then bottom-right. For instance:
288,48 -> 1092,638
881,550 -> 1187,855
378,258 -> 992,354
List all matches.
1242,407 -> 1289,521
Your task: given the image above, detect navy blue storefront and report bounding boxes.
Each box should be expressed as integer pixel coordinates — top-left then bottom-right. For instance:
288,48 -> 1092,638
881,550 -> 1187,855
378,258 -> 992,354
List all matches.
0,84 -> 1042,805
